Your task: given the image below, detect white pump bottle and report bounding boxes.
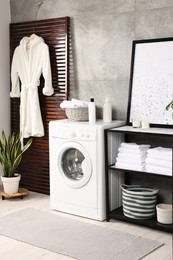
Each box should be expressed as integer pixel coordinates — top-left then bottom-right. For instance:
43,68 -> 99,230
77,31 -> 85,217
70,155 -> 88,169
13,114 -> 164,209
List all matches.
103,97 -> 112,123
88,98 -> 96,123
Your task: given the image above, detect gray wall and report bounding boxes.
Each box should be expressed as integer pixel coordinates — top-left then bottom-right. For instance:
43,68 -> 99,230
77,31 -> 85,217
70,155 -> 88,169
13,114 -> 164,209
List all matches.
10,0 -> 173,121
0,0 -> 11,185
0,0 -> 10,135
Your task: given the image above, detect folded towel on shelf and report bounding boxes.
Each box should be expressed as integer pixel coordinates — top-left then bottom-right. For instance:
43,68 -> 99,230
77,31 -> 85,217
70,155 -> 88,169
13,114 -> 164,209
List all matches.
147,147 -> 172,161
148,146 -> 172,153
118,147 -> 148,155
147,147 -> 172,155
146,165 -> 172,176
121,142 -> 150,150
115,161 -> 145,172
116,142 -> 149,168
117,152 -> 147,162
147,153 -> 172,162
146,157 -> 172,169
116,156 -> 146,166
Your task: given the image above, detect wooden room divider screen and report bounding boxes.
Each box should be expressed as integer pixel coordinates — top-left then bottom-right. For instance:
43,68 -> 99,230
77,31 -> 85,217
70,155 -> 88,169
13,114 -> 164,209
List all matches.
10,17 -> 70,194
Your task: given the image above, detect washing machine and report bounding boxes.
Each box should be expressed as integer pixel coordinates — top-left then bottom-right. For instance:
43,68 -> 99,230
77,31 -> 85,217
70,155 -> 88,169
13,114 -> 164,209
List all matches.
49,119 -> 124,221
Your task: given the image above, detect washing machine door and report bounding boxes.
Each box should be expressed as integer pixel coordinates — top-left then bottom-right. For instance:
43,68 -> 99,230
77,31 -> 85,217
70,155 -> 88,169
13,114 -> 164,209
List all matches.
57,141 -> 92,188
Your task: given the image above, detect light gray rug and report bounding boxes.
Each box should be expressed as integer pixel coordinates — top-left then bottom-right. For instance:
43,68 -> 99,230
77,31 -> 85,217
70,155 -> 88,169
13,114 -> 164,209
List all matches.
0,208 -> 163,260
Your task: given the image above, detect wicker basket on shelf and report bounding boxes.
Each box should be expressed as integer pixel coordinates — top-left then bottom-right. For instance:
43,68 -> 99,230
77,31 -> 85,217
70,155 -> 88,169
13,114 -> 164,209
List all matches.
65,107 -> 89,121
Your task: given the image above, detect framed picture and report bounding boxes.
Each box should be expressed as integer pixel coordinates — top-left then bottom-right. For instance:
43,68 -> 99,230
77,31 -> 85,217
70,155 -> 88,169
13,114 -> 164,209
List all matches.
127,38 -> 173,128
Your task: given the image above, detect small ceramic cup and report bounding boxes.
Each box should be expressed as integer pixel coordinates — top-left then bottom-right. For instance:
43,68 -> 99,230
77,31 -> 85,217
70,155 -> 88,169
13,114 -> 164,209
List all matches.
141,121 -> 150,130
132,120 -> 141,128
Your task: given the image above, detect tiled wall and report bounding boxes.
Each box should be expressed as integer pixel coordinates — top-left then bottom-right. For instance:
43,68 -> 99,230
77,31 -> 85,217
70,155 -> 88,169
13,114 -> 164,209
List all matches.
10,0 -> 173,121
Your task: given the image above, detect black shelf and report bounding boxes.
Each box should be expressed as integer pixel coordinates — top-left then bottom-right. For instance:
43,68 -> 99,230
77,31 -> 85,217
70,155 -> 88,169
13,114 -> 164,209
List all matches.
104,126 -> 173,233
108,165 -> 172,178
108,207 -> 173,233
107,125 -> 173,137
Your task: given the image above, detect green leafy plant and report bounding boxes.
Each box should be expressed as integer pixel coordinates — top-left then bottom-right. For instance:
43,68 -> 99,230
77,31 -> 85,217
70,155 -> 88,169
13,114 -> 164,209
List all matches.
0,131 -> 32,178
166,98 -> 173,118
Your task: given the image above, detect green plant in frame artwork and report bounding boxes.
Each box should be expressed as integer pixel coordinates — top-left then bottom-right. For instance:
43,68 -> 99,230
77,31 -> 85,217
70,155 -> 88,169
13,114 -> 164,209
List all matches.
166,97 -> 173,119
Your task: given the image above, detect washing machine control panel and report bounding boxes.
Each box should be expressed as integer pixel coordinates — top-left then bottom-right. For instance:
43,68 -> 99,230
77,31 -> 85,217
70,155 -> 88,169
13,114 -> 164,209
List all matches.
70,128 -> 96,141
70,130 -> 77,138
51,125 -> 97,141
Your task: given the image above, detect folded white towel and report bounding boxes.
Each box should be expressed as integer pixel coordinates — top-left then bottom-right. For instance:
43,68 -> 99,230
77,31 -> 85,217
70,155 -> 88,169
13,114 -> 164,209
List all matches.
71,98 -> 88,107
146,157 -> 172,169
147,147 -> 172,155
117,152 -> 147,162
115,162 -> 145,171
60,101 -> 78,108
118,147 -> 148,155
121,142 -> 150,150
146,165 -> 172,176
147,153 -> 172,162
60,99 -> 89,109
147,147 -> 172,161
116,156 -> 145,166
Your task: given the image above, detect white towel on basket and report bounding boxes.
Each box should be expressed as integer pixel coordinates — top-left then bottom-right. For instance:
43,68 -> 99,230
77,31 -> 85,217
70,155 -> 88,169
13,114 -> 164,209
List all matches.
60,99 -> 89,109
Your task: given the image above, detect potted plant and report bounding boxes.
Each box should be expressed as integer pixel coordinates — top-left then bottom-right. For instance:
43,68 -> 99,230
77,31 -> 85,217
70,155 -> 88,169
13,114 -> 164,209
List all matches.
0,131 -> 32,194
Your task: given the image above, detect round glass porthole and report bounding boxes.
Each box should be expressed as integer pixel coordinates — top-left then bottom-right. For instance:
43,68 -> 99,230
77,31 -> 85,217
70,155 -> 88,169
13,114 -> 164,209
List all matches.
57,142 -> 92,188
62,148 -> 85,181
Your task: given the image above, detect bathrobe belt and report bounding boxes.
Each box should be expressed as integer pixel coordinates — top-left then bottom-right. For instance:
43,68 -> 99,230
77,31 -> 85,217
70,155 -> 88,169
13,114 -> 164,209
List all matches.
20,83 -> 39,147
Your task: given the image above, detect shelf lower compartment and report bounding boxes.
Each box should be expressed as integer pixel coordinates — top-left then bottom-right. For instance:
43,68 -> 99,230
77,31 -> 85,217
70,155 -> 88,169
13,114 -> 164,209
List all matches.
107,207 -> 173,233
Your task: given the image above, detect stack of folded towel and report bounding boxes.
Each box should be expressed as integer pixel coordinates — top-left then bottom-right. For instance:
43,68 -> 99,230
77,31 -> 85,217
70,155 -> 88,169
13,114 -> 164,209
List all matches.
115,142 -> 150,171
60,98 -> 89,108
146,147 -> 172,176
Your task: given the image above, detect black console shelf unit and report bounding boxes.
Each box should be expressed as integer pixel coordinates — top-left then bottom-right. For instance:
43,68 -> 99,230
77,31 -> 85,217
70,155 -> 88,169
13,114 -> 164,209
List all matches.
109,207 -> 172,233
105,126 -> 173,233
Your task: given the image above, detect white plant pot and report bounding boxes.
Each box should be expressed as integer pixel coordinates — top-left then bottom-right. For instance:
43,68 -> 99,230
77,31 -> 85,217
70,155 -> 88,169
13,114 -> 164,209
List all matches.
1,174 -> 21,194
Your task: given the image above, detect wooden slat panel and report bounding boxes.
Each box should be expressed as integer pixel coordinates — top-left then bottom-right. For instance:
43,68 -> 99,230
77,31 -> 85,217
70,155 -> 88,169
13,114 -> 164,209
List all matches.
10,17 -> 70,195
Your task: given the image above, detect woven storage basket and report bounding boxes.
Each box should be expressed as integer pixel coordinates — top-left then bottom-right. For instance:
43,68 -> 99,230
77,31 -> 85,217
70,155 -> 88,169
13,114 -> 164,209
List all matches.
121,184 -> 158,219
65,107 -> 89,121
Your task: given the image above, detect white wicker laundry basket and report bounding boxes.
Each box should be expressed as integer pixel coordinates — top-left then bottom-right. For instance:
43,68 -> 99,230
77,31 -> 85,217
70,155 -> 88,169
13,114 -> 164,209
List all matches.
65,107 -> 89,121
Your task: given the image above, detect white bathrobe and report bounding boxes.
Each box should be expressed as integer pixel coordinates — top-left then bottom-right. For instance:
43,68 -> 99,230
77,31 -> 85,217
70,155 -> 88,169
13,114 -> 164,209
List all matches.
10,35 -> 54,139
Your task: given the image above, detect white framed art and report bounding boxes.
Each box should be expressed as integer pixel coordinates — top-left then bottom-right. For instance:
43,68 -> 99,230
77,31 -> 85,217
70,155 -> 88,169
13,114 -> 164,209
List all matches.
127,38 -> 173,127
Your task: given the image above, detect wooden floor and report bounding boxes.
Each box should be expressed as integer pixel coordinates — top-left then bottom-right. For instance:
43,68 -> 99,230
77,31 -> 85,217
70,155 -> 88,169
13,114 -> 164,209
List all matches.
0,190 -> 172,260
